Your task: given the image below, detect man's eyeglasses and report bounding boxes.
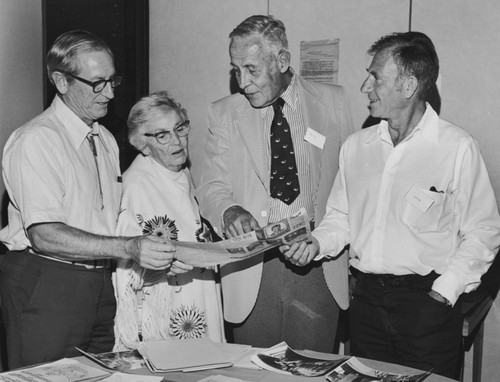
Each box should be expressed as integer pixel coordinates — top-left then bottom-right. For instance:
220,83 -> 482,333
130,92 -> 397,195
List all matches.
144,120 -> 191,145
65,72 -> 123,93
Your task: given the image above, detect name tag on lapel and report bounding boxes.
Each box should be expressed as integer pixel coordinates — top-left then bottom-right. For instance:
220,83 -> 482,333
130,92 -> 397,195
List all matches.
304,127 -> 326,149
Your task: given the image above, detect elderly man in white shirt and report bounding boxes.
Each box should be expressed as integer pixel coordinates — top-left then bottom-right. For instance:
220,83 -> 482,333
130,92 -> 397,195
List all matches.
0,30 -> 187,370
280,31 -> 500,379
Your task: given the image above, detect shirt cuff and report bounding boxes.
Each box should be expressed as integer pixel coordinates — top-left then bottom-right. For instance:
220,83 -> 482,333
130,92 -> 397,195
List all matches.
312,231 -> 338,261
431,271 -> 466,306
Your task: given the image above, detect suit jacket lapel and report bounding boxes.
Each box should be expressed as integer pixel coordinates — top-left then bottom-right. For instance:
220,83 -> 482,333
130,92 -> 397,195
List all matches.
234,104 -> 270,193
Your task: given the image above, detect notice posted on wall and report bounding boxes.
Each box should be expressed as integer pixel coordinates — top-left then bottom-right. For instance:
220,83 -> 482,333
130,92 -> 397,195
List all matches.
300,38 -> 339,84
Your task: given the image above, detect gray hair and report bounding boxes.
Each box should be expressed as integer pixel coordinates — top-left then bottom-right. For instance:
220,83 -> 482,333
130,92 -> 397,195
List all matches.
46,30 -> 114,86
230,15 -> 288,55
127,90 -> 188,151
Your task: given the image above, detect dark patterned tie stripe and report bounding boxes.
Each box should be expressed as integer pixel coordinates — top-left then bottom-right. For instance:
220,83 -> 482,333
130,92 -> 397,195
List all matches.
270,97 -> 300,205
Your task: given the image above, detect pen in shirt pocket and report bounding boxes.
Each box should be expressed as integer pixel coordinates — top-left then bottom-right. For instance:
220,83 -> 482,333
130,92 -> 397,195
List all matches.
429,186 -> 444,193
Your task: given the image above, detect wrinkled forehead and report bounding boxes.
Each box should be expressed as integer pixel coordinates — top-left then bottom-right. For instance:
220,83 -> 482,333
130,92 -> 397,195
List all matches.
230,34 -> 271,61
141,107 -> 182,133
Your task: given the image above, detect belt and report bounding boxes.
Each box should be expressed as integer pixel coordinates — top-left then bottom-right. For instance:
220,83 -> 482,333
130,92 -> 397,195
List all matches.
35,253 -> 113,270
71,259 -> 114,269
350,267 -> 437,287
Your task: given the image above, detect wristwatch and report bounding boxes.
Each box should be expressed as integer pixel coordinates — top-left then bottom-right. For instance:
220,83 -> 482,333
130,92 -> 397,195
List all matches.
428,290 -> 452,306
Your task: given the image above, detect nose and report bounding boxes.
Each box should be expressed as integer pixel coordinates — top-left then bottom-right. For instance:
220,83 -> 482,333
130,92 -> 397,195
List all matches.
238,70 -> 251,89
360,76 -> 373,94
102,81 -> 115,99
170,130 -> 181,145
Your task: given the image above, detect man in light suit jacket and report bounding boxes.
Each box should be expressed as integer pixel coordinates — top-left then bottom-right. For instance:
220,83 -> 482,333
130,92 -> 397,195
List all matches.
195,15 -> 355,352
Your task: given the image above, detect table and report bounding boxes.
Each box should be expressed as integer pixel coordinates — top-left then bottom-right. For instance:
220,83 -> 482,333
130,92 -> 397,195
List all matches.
76,352 -> 458,382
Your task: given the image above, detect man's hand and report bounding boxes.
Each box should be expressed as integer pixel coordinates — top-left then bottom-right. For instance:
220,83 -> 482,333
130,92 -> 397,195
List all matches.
279,237 -> 320,267
428,290 -> 451,306
126,235 -> 180,270
167,259 -> 194,276
223,205 -> 260,238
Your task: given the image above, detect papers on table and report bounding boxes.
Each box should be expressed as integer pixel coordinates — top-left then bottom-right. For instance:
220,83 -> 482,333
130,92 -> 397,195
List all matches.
99,372 -> 162,381
0,358 -> 109,382
251,342 -> 347,377
197,376 -> 251,382
250,342 -> 432,381
76,347 -> 147,371
138,338 -> 246,373
325,357 -> 432,382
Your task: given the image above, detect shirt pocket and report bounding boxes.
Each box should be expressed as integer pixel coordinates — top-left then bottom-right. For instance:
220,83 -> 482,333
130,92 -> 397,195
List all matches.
402,187 -> 446,233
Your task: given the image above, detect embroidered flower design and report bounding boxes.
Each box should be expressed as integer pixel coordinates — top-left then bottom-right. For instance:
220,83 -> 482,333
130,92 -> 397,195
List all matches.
141,215 -> 178,240
195,219 -> 212,243
169,304 -> 207,339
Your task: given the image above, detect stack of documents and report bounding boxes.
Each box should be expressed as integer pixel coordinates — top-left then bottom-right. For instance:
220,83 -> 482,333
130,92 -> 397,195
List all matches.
138,338 -> 235,372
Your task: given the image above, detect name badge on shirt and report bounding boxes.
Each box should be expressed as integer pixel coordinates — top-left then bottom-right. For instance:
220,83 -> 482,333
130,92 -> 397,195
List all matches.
404,185 -> 435,213
304,128 -> 326,149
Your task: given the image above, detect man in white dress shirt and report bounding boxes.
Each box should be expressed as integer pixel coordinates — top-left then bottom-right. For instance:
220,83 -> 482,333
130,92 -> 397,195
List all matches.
0,30 -> 184,369
280,31 -> 500,379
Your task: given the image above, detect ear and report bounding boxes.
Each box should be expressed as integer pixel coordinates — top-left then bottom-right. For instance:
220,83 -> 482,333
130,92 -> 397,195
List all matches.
277,50 -> 291,74
140,145 -> 151,156
51,71 -> 69,94
403,75 -> 419,99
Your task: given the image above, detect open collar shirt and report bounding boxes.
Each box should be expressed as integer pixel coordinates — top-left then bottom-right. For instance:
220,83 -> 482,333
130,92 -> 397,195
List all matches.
313,104 -> 500,305
0,95 -> 122,251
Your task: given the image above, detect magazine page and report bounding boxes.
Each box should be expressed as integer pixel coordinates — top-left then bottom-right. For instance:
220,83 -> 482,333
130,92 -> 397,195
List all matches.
174,211 -> 312,267
251,342 -> 348,377
0,358 -> 109,382
76,348 -> 147,371
325,357 -> 432,382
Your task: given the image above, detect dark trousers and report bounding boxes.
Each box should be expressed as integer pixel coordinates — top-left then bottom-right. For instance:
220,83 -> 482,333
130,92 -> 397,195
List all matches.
349,269 -> 463,379
0,250 -> 116,369
227,248 -> 340,353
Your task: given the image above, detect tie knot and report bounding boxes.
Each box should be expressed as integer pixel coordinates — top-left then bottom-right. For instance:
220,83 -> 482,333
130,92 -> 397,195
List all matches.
272,97 -> 285,112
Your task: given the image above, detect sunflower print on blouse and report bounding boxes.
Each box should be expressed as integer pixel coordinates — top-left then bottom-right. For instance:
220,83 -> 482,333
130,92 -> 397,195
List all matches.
169,303 -> 208,339
136,214 -> 209,339
137,214 -> 179,240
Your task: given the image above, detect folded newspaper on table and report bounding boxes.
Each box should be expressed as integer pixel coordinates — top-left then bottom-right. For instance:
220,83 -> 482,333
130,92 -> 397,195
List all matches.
251,342 -> 348,377
0,358 -> 109,382
325,356 -> 432,382
76,347 -> 147,371
174,211 -> 312,267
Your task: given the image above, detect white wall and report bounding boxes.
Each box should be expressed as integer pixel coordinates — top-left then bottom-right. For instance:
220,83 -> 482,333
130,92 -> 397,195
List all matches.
150,1 -> 500,381
0,0 -> 43,227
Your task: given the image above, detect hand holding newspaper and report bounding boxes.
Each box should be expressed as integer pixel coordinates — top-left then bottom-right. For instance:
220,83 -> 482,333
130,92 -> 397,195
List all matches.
174,210 -> 312,267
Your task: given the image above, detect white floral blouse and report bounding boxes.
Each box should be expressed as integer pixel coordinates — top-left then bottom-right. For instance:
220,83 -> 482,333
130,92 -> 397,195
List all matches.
113,154 -> 225,350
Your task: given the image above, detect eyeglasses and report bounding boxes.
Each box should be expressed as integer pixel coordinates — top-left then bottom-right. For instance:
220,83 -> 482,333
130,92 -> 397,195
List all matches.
144,120 -> 191,145
65,72 -> 123,93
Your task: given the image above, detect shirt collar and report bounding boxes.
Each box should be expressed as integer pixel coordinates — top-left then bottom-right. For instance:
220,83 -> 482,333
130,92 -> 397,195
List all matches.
261,69 -> 298,118
366,103 -> 439,145
53,95 -> 110,152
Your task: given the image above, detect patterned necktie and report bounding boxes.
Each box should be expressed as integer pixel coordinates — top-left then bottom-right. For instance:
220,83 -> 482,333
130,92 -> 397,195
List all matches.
270,97 -> 300,205
87,131 -> 104,210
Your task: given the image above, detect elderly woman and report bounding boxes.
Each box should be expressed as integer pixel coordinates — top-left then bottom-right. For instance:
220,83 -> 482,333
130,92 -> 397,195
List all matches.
114,91 -> 224,350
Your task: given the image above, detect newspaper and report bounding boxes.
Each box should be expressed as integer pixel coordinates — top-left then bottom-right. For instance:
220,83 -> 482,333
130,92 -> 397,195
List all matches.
174,212 -> 312,267
251,342 -> 348,377
76,347 -> 147,371
0,358 -> 109,382
325,357 -> 432,382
